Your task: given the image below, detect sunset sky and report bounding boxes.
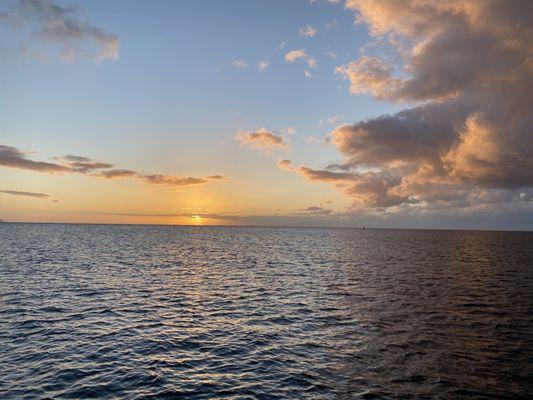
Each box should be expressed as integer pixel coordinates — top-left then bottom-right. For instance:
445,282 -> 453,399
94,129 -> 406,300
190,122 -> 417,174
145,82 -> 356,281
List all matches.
1,0 -> 532,230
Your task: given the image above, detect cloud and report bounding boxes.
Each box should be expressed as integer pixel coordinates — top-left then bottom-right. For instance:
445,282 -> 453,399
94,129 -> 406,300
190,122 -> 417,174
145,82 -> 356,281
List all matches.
335,56 -> 402,100
306,136 -> 321,143
319,115 -> 341,125
232,59 -> 247,69
257,60 -> 269,71
299,25 -> 317,38
95,169 -> 137,179
236,128 -> 289,152
276,158 -> 296,171
0,0 -> 119,62
285,49 -> 317,68
284,0 -> 533,214
205,175 -> 226,181
299,206 -> 333,215
281,127 -> 297,135
0,144 -> 226,189
140,175 -> 208,187
0,145 -> 71,173
304,70 -> 314,78
0,189 -> 50,199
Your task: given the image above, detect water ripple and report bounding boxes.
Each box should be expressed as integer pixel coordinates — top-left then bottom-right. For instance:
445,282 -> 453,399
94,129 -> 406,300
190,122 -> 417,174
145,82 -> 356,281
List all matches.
0,224 -> 532,399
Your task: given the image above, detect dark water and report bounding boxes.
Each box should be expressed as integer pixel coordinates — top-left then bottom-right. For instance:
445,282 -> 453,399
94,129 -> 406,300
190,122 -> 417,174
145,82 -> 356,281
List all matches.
0,224 -> 532,399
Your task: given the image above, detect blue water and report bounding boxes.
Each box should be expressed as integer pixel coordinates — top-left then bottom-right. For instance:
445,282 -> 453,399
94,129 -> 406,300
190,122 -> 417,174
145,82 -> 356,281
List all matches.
0,223 -> 532,399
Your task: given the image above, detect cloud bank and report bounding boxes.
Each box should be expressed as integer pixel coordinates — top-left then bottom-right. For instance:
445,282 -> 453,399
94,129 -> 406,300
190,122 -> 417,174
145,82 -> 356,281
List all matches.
281,0 -> 533,215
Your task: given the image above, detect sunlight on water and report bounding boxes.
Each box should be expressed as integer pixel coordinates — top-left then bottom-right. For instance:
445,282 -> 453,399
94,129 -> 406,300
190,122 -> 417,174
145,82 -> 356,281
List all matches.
0,224 -> 532,399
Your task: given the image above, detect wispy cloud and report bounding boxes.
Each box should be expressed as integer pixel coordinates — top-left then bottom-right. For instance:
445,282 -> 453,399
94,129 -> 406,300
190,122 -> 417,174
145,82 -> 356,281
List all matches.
299,206 -> 333,215
94,169 -> 137,179
299,25 -> 317,38
319,115 -> 340,125
0,144 -> 226,189
235,128 -> 289,152
0,0 -> 119,62
281,127 -> 297,136
0,189 -> 50,199
285,49 -> 317,68
257,60 -> 269,71
0,145 -> 71,173
232,59 -> 247,69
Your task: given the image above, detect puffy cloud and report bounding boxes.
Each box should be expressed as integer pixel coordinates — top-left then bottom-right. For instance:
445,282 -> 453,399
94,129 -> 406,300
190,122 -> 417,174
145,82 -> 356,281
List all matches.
0,144 -> 225,189
236,128 -> 289,152
304,70 -> 314,78
0,189 -> 50,199
257,60 -> 269,71
0,0 -> 119,62
285,49 -> 317,68
335,56 -> 402,100
284,0 -> 533,214
299,25 -> 317,38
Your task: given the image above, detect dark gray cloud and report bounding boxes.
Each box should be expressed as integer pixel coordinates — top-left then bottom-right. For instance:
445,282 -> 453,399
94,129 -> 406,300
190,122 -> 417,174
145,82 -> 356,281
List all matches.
0,144 -> 71,173
1,144 -> 226,189
0,189 -> 49,199
0,0 -> 119,62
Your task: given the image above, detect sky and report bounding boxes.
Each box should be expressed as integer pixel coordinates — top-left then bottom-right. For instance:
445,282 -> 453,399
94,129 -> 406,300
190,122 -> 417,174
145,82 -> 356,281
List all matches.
0,0 -> 532,230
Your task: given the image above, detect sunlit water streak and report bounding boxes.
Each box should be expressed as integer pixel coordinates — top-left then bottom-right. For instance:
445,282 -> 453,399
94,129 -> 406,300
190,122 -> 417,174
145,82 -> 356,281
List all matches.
0,224 -> 532,399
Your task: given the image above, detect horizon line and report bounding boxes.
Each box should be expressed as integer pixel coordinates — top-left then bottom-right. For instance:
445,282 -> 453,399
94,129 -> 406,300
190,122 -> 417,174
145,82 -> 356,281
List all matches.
1,220 -> 531,233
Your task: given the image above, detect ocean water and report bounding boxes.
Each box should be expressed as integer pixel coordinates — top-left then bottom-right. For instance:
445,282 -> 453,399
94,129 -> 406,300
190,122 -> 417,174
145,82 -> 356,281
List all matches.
0,224 -> 532,399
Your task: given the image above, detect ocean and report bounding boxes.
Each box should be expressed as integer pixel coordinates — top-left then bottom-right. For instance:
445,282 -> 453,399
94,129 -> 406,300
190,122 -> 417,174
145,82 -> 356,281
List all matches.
1,223 -> 532,399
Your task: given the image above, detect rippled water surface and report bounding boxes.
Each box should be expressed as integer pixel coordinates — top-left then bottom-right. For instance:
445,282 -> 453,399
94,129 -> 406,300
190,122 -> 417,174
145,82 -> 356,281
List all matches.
1,224 -> 532,399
